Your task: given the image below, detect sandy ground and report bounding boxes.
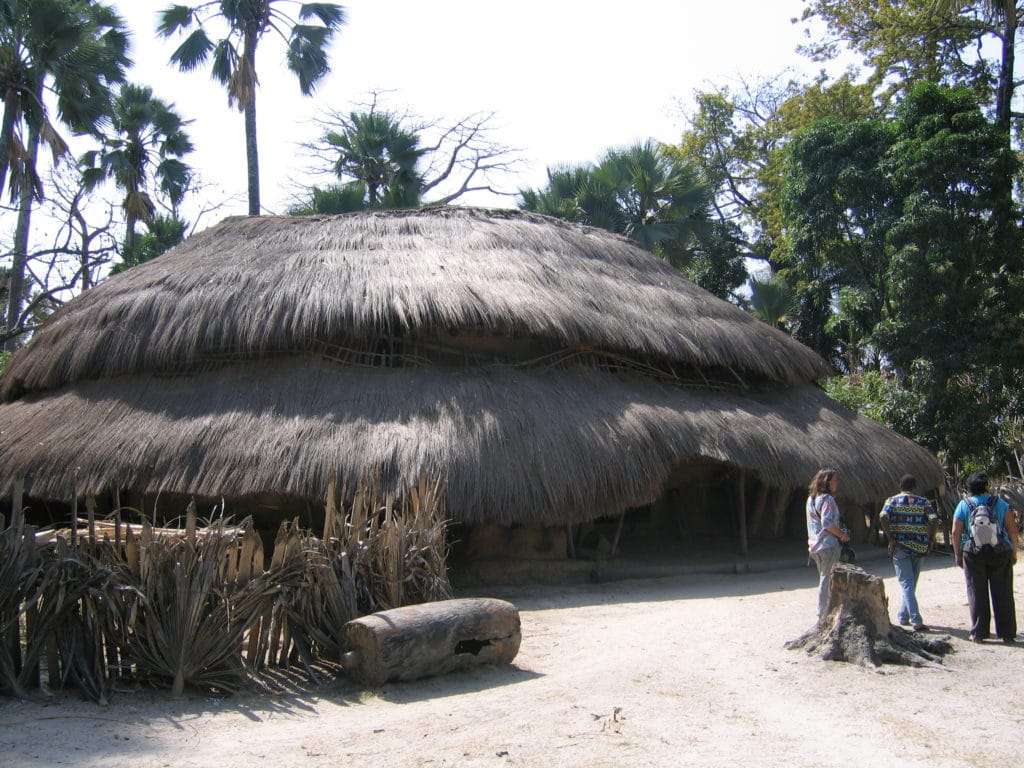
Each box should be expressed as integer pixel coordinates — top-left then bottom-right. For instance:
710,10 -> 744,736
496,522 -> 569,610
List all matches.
1,551 -> 1022,768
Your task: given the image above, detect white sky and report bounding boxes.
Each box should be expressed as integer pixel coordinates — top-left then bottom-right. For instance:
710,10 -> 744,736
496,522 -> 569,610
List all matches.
111,0 -> 826,221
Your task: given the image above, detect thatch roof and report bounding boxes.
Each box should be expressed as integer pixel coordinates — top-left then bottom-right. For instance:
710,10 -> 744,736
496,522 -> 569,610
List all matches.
0,360 -> 941,520
0,207 -> 943,520
1,208 -> 830,401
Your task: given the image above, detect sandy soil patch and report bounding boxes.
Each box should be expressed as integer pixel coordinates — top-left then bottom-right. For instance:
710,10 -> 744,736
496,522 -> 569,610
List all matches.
1,553 -> 1021,768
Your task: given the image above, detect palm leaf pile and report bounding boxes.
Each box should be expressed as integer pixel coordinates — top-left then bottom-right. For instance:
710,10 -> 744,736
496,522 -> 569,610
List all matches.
0,475 -> 450,701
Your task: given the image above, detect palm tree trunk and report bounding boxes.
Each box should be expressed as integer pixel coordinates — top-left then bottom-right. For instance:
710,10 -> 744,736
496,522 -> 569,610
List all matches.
0,87 -> 20,196
243,28 -> 260,216
4,127 -> 39,352
245,102 -> 260,215
124,212 -> 138,257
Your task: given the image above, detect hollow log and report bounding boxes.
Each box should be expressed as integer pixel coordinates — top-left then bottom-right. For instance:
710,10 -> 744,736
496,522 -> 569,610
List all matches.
340,598 -> 521,687
786,564 -> 952,667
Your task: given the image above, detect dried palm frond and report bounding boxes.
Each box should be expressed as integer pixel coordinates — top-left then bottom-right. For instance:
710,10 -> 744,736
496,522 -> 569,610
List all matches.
0,521 -> 42,698
41,540 -> 138,705
125,519 -> 283,696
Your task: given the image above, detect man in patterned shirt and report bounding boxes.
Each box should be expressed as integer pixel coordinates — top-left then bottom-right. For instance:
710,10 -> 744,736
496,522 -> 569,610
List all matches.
879,474 -> 939,631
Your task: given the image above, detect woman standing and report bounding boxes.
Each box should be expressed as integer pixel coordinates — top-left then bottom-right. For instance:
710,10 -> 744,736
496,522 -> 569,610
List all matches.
806,468 -> 851,619
952,472 -> 1018,644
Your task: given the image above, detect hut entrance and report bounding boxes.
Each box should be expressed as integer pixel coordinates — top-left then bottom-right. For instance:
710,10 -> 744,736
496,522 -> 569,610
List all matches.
603,459 -> 805,561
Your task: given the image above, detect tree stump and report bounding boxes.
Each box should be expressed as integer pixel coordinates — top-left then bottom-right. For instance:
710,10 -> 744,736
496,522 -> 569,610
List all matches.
340,598 -> 521,686
785,563 -> 952,667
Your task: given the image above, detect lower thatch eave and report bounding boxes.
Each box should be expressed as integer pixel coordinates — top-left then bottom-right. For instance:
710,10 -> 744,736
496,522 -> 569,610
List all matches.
0,360 -> 943,523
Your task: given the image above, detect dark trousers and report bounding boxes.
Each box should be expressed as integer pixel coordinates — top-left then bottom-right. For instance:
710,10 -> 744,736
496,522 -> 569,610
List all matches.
963,548 -> 1017,641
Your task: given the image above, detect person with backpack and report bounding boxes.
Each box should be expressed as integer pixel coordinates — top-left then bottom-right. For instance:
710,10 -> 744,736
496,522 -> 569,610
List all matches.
806,468 -> 851,619
879,474 -> 938,632
952,472 -> 1019,644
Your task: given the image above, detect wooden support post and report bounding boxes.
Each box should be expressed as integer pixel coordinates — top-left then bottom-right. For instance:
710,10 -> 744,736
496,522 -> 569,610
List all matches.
11,477 -> 24,532
324,476 -> 338,542
748,479 -> 771,539
737,469 -> 748,555
70,493 -> 78,546
86,497 -> 96,544
610,511 -> 626,557
24,525 -> 38,688
565,524 -> 576,559
185,499 -> 197,544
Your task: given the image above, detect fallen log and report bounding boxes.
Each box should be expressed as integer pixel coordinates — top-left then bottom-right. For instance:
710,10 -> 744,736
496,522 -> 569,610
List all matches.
786,563 -> 952,667
340,597 -> 521,686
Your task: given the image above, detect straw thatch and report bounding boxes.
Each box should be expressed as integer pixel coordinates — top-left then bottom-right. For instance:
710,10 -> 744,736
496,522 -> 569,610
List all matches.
0,359 -> 940,517
0,207 -> 942,519
0,207 -> 830,401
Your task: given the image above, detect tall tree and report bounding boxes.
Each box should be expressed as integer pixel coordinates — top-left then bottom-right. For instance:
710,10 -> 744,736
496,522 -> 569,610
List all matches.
931,1 -> 1021,134
799,0 -> 1023,137
0,0 -> 129,349
80,82 -> 194,254
158,0 -> 346,215
781,84 -> 1024,461
675,73 -> 877,271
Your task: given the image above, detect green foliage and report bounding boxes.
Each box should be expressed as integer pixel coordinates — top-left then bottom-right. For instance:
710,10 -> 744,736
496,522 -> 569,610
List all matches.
0,0 -> 131,197
0,350 -> 11,376
0,0 -> 130,348
748,273 -> 798,329
823,369 -> 924,437
675,74 -> 877,269
289,183 -> 369,216
324,109 -> 425,208
159,0 -> 346,102
113,215 -> 187,273
798,0 -> 994,106
518,141 -> 747,299
782,83 -> 1024,464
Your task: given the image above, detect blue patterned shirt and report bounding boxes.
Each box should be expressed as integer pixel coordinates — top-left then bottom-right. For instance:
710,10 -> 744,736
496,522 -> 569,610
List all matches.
880,493 -> 937,554
807,494 -> 842,554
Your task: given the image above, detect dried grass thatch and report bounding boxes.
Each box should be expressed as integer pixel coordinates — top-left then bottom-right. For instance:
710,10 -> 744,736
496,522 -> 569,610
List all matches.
0,360 -> 942,514
0,207 -> 942,523
0,208 -> 830,401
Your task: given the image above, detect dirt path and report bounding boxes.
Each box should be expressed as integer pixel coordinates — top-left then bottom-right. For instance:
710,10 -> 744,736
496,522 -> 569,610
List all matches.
1,555 -> 1021,768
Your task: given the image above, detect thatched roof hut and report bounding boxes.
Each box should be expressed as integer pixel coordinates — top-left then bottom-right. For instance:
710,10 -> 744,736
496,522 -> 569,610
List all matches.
0,207 -> 942,530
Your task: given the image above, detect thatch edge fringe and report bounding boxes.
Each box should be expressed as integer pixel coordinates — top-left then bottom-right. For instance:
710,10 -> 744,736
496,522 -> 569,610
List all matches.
0,361 -> 942,520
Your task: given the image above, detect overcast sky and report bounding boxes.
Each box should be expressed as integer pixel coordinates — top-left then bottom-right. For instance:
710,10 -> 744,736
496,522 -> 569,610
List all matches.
110,1 -> 828,222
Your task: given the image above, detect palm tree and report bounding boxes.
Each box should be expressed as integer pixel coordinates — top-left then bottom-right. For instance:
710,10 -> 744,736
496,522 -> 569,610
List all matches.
80,83 -> 194,254
748,273 -> 797,329
324,109 -> 425,208
517,165 -> 591,220
0,0 -> 129,349
520,140 -> 715,261
158,0 -> 347,216
0,0 -> 129,195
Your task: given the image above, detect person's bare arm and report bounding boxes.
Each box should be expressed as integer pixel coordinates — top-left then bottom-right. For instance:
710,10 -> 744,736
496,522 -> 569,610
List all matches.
952,518 -> 965,568
1005,506 -> 1019,566
879,512 -> 895,555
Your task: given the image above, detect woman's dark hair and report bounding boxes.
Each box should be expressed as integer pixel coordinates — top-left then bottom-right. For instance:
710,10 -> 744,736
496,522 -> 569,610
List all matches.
808,468 -> 838,497
967,472 -> 989,495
